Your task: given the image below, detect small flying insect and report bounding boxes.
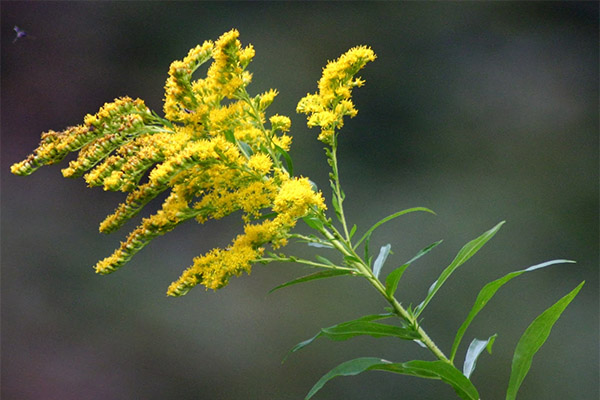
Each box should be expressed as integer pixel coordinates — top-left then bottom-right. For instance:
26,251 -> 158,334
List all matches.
13,26 -> 28,43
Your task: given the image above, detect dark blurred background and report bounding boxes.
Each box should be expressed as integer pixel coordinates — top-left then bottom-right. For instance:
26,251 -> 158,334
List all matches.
1,2 -> 597,399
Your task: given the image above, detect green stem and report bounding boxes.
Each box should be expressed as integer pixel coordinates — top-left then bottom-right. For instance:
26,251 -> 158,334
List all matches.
318,216 -> 451,364
257,255 -> 354,272
328,139 -> 351,241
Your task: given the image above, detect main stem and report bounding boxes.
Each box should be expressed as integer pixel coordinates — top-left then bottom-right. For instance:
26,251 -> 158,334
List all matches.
329,140 -> 351,241
324,140 -> 451,365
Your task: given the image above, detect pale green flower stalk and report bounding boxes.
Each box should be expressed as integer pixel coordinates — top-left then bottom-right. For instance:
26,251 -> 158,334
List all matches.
11,30 -> 583,400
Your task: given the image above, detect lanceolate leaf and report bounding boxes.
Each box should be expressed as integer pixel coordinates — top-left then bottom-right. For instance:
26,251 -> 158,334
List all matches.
463,334 -> 497,378
354,207 -> 436,250
385,240 -> 444,296
305,358 -> 479,400
274,142 -> 293,176
305,357 -> 385,399
377,360 -> 480,400
414,221 -> 505,318
505,281 -> 584,400
385,264 -> 410,297
315,255 -> 336,266
450,259 -> 576,361
372,244 -> 391,279
286,313 -> 399,359
269,270 -> 353,294
349,224 -> 357,239
303,214 -> 324,231
406,239 -> 444,265
321,320 -> 419,341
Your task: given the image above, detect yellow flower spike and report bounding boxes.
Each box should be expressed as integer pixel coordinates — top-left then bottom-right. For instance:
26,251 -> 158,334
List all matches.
239,44 -> 255,67
298,46 -> 376,144
273,177 -> 326,219
269,115 -> 291,132
163,41 -> 214,122
272,134 -> 292,152
206,29 -> 252,99
259,89 -> 279,111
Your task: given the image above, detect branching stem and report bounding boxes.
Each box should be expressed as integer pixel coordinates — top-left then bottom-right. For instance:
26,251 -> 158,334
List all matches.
313,141 -> 452,365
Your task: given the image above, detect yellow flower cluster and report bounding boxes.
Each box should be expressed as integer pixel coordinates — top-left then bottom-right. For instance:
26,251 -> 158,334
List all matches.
297,46 -> 376,145
168,176 -> 324,295
11,30 -> 325,295
10,97 -> 153,177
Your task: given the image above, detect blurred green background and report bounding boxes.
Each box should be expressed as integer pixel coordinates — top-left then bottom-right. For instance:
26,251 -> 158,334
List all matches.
2,2 -> 597,399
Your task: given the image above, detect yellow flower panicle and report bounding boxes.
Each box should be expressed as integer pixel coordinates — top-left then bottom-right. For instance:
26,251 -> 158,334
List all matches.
11,30 -> 329,295
168,175 -> 325,295
10,97 -> 151,176
207,29 -> 254,99
163,41 -> 214,122
297,45 -> 376,144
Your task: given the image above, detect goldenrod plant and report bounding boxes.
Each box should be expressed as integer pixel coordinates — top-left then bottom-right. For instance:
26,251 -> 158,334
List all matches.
11,30 -> 583,399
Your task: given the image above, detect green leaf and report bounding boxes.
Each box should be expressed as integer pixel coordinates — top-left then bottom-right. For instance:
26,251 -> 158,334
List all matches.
321,320 -> 419,341
303,215 -> 324,231
315,255 -> 336,267
414,221 -> 505,318
306,358 -> 479,400
238,140 -> 253,157
343,254 -> 362,268
406,239 -> 444,265
305,357 -> 384,399
349,224 -> 357,240
450,259 -> 575,361
376,360 -> 480,400
331,190 -> 343,219
274,143 -> 293,176
384,240 -> 443,297
287,314 -> 398,359
463,334 -> 497,378
299,234 -> 333,249
372,244 -> 391,279
224,129 -> 236,144
354,207 -> 436,251
269,270 -> 352,294
385,264 -> 410,297
506,281 -> 584,400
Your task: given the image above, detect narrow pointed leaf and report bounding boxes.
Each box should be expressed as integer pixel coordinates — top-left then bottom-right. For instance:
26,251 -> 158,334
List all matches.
269,270 -> 352,293
376,360 -> 480,400
238,140 -> 253,157
354,207 -> 436,250
385,240 -> 444,296
450,259 -> 575,361
305,357 -> 385,399
315,255 -> 336,266
303,215 -> 324,231
506,281 -> 584,400
274,143 -> 293,176
415,221 -> 505,317
307,242 -> 333,248
224,129 -> 236,144
372,244 -> 391,279
306,358 -> 479,400
385,264 -> 410,296
463,334 -> 497,378
321,320 -> 419,341
349,224 -> 357,239
406,239 -> 444,264
287,314 -> 397,359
